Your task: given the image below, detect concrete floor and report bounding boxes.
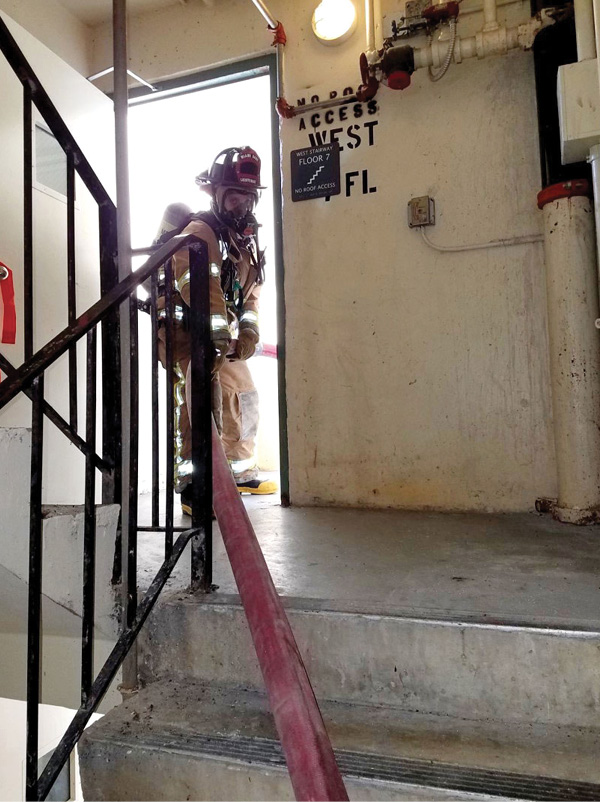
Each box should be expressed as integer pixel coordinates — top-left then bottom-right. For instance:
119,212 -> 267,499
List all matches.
137,481 -> 600,630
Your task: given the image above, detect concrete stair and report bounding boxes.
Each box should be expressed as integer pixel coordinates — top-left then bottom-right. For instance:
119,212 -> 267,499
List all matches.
78,591 -> 600,800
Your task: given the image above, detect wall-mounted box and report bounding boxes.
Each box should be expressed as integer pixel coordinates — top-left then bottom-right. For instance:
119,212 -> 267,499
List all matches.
557,59 -> 600,165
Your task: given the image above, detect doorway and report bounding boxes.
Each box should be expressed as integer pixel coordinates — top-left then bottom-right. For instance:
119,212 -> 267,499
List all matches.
127,58 -> 285,508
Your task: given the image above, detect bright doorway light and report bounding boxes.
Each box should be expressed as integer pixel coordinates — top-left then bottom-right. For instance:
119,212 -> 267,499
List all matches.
128,75 -> 280,485
312,0 -> 357,45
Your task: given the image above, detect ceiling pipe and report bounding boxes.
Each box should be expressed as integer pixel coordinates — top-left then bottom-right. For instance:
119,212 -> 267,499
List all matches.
249,0 -> 293,117
593,0 -> 600,94
249,0 -> 380,117
250,0 -> 277,27
483,0 -> 499,30
365,0 -> 377,57
406,14 -> 548,70
574,0 -> 596,59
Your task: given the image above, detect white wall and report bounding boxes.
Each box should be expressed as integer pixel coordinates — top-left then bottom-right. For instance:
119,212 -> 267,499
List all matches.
0,429 -> 120,711
0,0 -> 92,75
0,698 -> 102,801
0,12 -> 115,504
86,0 -> 557,512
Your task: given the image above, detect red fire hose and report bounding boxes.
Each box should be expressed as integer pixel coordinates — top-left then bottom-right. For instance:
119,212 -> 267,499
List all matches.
211,418 -> 349,801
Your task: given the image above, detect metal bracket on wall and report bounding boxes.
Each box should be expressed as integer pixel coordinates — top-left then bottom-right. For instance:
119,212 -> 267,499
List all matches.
87,66 -> 157,92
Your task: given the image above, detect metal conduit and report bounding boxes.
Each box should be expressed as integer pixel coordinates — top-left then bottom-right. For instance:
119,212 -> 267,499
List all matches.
250,0 -> 277,27
211,419 -> 348,802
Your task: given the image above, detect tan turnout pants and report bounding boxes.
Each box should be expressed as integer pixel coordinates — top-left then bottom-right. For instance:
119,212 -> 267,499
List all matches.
158,323 -> 260,487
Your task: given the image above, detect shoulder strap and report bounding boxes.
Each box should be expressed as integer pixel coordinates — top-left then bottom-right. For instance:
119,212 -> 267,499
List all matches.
190,210 -> 228,240
155,214 -> 193,246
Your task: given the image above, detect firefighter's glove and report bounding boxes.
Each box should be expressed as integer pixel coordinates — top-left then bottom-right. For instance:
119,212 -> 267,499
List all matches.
212,339 -> 230,374
235,327 -> 259,361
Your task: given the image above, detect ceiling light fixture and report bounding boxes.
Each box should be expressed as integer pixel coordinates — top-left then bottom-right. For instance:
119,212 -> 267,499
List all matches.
312,0 -> 357,45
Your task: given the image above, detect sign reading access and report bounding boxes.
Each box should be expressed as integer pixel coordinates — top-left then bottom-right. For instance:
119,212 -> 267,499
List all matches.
290,143 -> 340,202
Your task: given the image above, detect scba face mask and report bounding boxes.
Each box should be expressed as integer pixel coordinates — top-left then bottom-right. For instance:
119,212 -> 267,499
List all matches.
195,147 -> 265,232
212,185 -> 258,235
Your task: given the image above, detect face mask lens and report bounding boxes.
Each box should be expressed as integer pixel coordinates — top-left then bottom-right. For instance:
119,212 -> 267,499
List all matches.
224,190 -> 255,218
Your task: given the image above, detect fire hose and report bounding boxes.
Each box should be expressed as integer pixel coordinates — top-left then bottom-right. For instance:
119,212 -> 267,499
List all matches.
212,418 -> 348,801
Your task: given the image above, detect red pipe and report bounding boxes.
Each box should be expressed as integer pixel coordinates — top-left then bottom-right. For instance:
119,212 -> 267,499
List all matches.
212,418 -> 349,801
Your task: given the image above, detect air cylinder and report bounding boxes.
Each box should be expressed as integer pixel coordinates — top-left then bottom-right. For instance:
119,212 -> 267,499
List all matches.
538,180 -> 600,523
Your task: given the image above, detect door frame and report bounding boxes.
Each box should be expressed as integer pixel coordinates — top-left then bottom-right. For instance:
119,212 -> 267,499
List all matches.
129,54 -> 289,504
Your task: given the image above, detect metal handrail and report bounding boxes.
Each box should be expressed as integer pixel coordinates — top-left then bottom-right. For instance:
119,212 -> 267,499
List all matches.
0,351 -> 112,472
0,234 -> 199,410
36,526 -> 201,798
19,241 -> 213,801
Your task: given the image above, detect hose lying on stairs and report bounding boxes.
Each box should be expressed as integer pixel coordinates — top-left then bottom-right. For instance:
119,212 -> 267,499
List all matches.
211,417 -> 348,801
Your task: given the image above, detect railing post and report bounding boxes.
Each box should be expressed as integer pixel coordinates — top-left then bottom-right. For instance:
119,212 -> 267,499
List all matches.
113,0 -> 138,696
67,153 -> 78,431
188,243 -> 213,591
150,272 -> 160,528
82,329 -> 98,704
26,374 -> 44,801
164,259 -> 175,557
23,83 -> 33,362
99,205 -> 121,511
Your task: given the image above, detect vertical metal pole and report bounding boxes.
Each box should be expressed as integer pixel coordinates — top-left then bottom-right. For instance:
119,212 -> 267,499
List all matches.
23,84 -> 33,361
113,0 -> 137,692
269,61 -> 289,506
113,0 -> 132,281
189,244 -> 212,591
26,374 -> 44,801
127,297 -> 139,630
150,273 -> 160,528
67,154 -> 78,431
82,329 -> 97,704
99,206 -> 121,512
164,260 -> 175,558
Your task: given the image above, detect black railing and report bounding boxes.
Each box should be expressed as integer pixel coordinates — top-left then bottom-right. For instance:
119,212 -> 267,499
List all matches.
0,17 -> 214,801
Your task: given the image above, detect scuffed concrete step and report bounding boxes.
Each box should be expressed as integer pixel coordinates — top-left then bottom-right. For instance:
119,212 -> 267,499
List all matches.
79,680 -> 600,802
138,591 -> 600,730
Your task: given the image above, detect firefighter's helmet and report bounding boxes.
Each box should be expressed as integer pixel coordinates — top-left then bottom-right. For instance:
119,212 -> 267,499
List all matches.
195,147 -> 265,195
196,147 -> 265,234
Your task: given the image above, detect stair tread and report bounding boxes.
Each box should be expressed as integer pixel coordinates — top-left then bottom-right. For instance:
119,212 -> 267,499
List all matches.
82,679 -> 600,798
163,588 -> 600,632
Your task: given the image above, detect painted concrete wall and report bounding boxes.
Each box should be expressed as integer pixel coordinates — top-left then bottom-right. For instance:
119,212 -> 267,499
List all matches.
0,697 -> 102,801
0,563 -> 120,712
0,12 -> 115,503
89,0 -> 556,512
0,428 -> 120,711
0,0 -> 92,75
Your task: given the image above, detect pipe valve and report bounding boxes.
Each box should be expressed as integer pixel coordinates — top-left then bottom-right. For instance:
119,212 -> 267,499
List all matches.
422,1 -> 460,22
381,45 -> 415,89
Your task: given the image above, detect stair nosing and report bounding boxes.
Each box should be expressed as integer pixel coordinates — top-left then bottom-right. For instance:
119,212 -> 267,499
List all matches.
83,728 -> 600,800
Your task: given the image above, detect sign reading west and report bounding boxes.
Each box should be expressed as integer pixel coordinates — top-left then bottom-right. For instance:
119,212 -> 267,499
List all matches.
290,143 -> 341,202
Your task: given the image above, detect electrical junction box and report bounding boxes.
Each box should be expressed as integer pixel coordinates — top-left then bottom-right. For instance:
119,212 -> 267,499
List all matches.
408,196 -> 435,227
383,1 -> 428,37
557,58 -> 600,164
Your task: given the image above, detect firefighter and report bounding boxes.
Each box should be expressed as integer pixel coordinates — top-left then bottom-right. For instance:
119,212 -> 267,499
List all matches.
157,146 -> 277,516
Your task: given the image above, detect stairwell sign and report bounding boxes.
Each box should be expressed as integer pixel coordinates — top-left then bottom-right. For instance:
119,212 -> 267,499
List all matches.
291,143 -> 340,201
